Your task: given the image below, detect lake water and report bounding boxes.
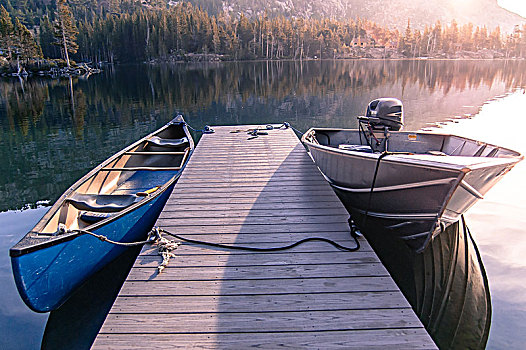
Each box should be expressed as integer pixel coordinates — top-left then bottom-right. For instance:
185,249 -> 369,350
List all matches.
1,59 -> 525,349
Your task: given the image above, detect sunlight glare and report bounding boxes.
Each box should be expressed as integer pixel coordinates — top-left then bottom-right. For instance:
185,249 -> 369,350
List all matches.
498,0 -> 526,18
426,90 -> 526,306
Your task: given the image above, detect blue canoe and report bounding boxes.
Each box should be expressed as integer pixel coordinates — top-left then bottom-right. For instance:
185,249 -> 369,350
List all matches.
9,115 -> 194,312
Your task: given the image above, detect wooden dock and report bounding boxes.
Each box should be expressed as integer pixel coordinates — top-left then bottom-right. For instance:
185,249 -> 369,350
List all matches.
93,125 -> 436,349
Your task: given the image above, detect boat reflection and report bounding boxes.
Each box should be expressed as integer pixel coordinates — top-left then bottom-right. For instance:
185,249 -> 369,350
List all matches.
41,246 -> 141,350
357,214 -> 491,349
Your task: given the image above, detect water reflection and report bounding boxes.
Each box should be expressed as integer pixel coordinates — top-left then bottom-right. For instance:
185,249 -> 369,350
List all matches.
0,208 -> 49,349
427,91 -> 526,349
2,60 -> 526,212
359,215 -> 491,349
41,246 -> 141,350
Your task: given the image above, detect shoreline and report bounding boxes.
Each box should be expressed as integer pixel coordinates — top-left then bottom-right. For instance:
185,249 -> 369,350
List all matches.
145,47 -> 523,64
2,55 -> 525,78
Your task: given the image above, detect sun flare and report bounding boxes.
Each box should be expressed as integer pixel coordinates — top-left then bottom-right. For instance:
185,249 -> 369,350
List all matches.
498,0 -> 526,17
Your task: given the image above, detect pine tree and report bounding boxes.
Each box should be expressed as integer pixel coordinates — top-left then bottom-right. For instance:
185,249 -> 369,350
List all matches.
13,17 -> 42,62
399,19 -> 413,55
0,5 -> 14,59
39,16 -> 59,58
211,17 -> 220,53
53,0 -> 78,67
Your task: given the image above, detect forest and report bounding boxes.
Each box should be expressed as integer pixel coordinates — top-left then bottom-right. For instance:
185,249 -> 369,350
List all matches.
1,0 -> 526,68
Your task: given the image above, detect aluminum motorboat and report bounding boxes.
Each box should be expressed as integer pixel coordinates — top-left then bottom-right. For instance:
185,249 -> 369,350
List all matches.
302,98 -> 523,252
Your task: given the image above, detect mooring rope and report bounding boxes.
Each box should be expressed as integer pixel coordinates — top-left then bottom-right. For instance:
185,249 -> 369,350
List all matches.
229,122 -> 304,139
65,221 -> 360,273
360,150 -> 414,229
181,121 -> 215,134
153,227 -> 360,253
148,226 -> 360,272
65,227 -> 156,246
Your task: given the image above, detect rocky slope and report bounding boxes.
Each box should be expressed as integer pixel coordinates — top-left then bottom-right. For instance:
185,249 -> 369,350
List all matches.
190,0 -> 525,33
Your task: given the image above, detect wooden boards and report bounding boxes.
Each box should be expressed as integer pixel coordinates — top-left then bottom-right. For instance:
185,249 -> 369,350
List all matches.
93,125 -> 436,349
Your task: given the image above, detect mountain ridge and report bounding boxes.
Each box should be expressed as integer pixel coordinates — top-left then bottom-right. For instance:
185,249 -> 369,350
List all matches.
189,0 -> 525,33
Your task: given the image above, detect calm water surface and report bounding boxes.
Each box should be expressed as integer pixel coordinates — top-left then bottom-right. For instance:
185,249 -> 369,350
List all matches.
1,60 -> 525,349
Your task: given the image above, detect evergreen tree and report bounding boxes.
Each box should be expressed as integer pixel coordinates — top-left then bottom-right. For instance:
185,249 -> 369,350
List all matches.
0,5 -> 14,58
13,16 -> 42,62
211,17 -> 220,53
40,16 -> 59,58
53,0 -> 78,67
399,19 -> 413,55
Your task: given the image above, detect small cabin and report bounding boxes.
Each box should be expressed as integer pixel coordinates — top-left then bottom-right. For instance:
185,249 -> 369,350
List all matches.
351,36 -> 369,48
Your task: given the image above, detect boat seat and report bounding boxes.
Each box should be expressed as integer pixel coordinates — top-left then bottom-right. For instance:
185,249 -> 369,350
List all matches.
148,136 -> 188,147
428,150 -> 448,156
66,193 -> 141,212
338,144 -> 373,153
79,211 -> 114,224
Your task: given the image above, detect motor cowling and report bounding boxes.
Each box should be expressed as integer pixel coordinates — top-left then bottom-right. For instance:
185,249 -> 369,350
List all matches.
364,98 -> 404,131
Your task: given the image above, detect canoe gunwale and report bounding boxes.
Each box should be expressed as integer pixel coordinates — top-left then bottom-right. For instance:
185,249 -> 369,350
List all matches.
9,117 -> 194,258
8,172 -> 180,258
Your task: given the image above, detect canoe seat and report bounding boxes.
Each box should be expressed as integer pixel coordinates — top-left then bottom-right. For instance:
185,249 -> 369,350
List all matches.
148,136 -> 188,148
66,193 -> 141,212
79,211 -> 114,224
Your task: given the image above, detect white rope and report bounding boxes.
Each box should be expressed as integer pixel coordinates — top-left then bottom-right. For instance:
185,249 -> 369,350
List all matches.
151,227 -> 181,273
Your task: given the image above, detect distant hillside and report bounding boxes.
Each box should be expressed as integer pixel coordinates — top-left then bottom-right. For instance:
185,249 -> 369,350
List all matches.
189,0 -> 525,33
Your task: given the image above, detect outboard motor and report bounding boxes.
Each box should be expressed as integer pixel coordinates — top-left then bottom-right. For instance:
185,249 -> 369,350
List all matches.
363,98 -> 404,131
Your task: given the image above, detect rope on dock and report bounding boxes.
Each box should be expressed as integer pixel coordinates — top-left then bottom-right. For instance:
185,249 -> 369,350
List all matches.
228,122 -> 304,139
66,216 -> 361,273
147,224 -> 361,272
150,229 -> 181,274
153,227 -> 360,252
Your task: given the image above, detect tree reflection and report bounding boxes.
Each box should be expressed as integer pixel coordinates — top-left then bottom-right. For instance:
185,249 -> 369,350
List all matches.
0,59 -> 525,211
2,78 -> 47,136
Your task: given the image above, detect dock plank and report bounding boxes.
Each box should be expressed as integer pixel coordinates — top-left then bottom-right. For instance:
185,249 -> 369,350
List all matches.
126,263 -> 388,281
93,125 -> 436,349
93,330 -> 436,350
108,292 -> 410,314
99,309 -> 421,333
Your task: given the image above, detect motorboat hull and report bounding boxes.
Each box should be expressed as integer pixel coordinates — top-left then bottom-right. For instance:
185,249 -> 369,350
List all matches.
303,128 -> 522,252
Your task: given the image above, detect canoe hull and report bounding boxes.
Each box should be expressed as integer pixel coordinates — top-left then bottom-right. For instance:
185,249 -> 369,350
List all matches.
11,182 -> 174,313
10,115 -> 194,313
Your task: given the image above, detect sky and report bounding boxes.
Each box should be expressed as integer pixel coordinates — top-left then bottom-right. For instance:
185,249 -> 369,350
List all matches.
498,0 -> 526,18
